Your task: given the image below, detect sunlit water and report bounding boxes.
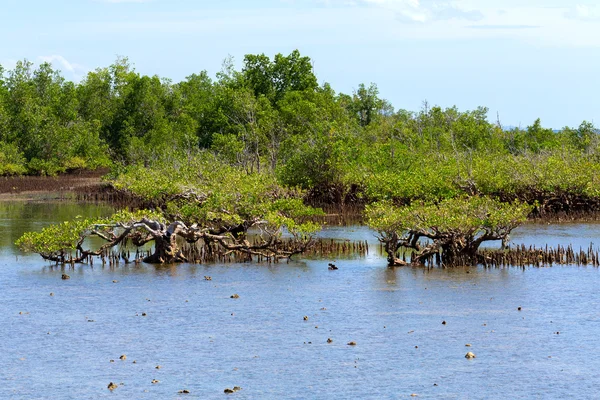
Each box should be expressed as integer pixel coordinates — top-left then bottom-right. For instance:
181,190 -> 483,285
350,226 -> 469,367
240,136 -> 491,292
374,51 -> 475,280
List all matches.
2,202 -> 600,399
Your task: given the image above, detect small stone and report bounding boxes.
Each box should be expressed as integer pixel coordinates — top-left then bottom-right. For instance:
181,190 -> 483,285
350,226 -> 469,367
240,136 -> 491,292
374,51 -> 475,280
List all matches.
411,394 -> 419,397
327,338 -> 333,343
112,280 -> 118,283
61,274 -> 70,280
347,341 -> 357,346
465,352 -> 476,359
119,355 -> 126,360
517,307 -> 522,311
142,313 -> 147,316
132,360 -> 137,364
178,389 -> 190,394
155,365 -> 161,369
230,294 -> 239,299
107,382 -> 118,390
110,360 -> 114,363
465,344 -> 472,347
224,388 -> 234,393
87,319 -> 95,322
204,276 -> 212,281
442,320 -> 447,325
303,316 -> 309,321
233,386 -> 242,392
151,379 -> 159,384
415,346 -> 418,348
49,293 -> 54,296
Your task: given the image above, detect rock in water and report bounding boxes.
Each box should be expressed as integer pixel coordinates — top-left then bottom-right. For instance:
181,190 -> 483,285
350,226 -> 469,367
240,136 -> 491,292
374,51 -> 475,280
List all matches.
465,352 -> 476,359
107,382 -> 118,390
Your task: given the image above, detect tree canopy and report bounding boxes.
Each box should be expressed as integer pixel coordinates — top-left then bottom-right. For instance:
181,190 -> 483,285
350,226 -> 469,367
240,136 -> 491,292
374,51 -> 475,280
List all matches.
366,197 -> 533,267
17,153 -> 323,264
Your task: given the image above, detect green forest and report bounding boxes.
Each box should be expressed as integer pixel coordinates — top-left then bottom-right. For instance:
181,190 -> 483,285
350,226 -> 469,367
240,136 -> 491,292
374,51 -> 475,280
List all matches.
8,50 -> 600,266
2,50 -> 600,208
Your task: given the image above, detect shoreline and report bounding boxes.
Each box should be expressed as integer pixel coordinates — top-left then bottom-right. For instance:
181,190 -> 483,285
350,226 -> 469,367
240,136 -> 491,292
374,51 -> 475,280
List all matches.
0,170 -> 108,201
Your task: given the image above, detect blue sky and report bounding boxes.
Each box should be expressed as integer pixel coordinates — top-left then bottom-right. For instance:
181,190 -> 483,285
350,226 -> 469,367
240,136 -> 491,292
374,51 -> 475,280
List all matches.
2,0 -> 599,128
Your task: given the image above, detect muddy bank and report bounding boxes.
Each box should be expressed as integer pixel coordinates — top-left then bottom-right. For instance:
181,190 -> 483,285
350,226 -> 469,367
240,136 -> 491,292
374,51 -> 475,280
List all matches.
0,169 -> 109,201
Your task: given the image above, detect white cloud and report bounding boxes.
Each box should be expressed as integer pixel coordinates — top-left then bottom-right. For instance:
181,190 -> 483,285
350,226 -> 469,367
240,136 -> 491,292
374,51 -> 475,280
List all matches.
96,0 -> 151,3
565,4 -> 600,21
38,55 -> 89,80
350,0 -> 483,23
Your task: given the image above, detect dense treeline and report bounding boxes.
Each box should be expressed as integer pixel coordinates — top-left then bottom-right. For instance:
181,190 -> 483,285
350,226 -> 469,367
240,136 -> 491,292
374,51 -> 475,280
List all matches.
2,51 -> 600,210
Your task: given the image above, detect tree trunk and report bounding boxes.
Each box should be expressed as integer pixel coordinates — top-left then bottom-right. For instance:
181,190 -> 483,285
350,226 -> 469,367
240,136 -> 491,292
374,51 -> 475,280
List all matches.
143,234 -> 187,264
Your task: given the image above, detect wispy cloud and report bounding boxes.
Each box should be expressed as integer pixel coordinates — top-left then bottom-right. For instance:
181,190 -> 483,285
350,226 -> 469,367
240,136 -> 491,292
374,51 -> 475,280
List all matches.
356,0 -> 483,23
95,0 -> 152,3
38,55 -> 89,80
564,4 -> 600,21
468,24 -> 540,30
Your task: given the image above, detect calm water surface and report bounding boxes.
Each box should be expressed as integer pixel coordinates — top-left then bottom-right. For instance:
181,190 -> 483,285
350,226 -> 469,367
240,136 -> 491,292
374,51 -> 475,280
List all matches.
2,202 -> 600,399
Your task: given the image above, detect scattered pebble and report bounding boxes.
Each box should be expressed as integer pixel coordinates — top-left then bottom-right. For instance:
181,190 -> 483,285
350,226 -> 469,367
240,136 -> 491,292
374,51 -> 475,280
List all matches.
112,280 -> 118,283
465,352 -> 476,359
151,379 -> 159,384
49,293 -> 54,296
327,338 -> 333,343
204,276 -> 212,281
442,320 -> 447,325
119,355 -> 126,360
107,382 -> 118,390
411,394 -> 419,397
465,344 -> 472,347
155,365 -> 161,369
141,313 -> 147,316
61,274 -> 70,280
224,388 -> 234,394
233,386 -> 242,392
518,307 -> 522,311
347,341 -> 357,346
230,294 -> 239,299
178,389 -> 190,394
303,316 -> 309,321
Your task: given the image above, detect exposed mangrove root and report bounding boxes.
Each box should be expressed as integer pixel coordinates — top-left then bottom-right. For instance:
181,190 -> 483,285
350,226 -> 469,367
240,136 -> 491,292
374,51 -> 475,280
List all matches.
41,237 -> 370,267
479,243 -> 600,268
380,241 -> 600,268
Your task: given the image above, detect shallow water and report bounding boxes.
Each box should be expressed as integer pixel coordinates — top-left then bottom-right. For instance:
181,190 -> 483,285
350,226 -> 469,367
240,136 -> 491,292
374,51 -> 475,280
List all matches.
2,202 -> 600,399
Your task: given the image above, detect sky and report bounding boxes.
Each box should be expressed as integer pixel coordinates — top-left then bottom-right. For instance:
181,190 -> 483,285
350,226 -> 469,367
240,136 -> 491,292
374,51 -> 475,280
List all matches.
1,0 -> 600,129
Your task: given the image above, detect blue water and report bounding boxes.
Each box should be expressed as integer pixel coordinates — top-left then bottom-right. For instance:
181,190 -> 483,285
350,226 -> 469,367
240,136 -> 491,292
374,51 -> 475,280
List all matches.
2,202 -> 600,399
